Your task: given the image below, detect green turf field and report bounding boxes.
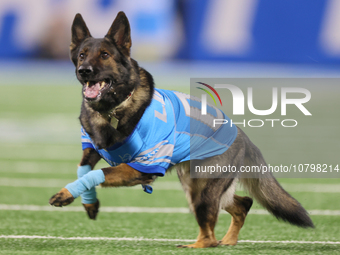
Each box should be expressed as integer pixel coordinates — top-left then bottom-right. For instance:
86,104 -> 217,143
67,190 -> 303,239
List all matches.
0,83 -> 339,254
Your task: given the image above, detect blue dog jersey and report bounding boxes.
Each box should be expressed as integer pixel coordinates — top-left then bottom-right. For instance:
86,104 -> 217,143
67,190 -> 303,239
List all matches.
81,89 -> 237,176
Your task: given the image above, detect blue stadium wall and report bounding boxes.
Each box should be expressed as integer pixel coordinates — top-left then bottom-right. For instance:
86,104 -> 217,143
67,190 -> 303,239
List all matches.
177,0 -> 340,64
1,0 -> 340,64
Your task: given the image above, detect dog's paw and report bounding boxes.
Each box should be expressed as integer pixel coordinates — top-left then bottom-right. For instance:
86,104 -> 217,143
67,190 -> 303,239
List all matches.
219,239 -> 238,246
82,199 -> 100,220
49,188 -> 75,207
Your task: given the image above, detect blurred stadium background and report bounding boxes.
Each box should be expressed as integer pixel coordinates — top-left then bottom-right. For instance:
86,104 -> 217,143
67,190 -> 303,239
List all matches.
0,0 -> 340,254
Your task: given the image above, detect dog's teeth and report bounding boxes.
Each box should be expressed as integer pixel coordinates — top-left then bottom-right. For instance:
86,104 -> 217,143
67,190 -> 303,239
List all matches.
101,81 -> 105,88
86,82 -> 89,87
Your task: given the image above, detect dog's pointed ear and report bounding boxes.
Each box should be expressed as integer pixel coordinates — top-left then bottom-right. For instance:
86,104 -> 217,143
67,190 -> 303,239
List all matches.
105,11 -> 131,56
71,13 -> 91,47
70,14 -> 91,65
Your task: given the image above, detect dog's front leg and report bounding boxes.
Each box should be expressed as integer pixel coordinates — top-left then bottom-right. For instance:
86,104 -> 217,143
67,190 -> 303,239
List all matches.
48,148 -> 102,218
101,164 -> 154,187
79,147 -> 102,169
49,164 -> 154,207
78,148 -> 102,220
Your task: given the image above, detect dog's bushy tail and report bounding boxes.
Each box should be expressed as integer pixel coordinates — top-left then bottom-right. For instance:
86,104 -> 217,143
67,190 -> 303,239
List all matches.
239,177 -> 314,228
238,128 -> 314,228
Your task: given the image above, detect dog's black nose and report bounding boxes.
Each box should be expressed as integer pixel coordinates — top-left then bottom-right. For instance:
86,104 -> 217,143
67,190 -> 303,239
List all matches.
78,65 -> 93,76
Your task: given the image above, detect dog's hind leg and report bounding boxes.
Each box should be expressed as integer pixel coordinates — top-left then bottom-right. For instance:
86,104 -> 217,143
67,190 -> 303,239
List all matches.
176,163 -> 230,248
220,194 -> 253,246
177,180 -> 221,248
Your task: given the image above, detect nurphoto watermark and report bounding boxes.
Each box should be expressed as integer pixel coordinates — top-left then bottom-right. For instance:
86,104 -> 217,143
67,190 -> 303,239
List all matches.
189,78 -> 339,178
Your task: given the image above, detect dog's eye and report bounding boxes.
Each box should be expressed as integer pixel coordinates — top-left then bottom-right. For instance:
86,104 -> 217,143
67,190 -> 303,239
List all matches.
101,52 -> 110,59
79,53 -> 85,60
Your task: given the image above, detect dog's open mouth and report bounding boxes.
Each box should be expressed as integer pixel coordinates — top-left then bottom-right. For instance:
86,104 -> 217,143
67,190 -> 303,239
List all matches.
83,79 -> 111,99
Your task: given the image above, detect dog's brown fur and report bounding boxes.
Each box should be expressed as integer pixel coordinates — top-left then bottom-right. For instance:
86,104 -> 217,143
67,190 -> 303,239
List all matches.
49,12 -> 314,248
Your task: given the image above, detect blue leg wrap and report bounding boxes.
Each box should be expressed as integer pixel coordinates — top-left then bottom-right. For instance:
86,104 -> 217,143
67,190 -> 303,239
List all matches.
77,165 -> 97,204
65,169 -> 105,202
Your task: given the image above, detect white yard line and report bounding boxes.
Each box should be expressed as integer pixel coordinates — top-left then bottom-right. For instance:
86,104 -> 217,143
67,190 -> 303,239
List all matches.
0,115 -> 78,144
0,204 -> 340,216
0,178 -> 340,193
0,178 -> 74,188
0,235 -> 339,245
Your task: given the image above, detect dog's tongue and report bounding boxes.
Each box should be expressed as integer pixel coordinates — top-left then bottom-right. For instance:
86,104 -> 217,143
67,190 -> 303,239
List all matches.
84,82 -> 101,98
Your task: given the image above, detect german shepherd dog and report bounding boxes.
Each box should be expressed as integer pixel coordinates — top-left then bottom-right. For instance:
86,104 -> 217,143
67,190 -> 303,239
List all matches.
49,12 -> 314,248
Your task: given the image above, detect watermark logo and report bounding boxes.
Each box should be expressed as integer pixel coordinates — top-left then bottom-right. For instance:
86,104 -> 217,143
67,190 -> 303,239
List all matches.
195,81 -> 312,128
196,82 -> 222,114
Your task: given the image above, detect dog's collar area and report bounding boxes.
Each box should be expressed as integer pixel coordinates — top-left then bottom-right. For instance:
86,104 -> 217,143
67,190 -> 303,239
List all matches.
110,115 -> 119,129
109,89 -> 134,117
103,89 -> 135,129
